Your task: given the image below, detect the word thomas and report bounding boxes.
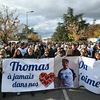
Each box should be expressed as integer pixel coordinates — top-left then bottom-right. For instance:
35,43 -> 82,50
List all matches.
10,61 -> 49,71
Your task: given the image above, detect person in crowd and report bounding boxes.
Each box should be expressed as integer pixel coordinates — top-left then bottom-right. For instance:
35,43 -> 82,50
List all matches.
5,46 -> 12,58
52,43 -> 57,54
38,42 -> 45,56
92,42 -> 100,58
13,49 -> 23,58
58,59 -> 76,88
87,43 -> 94,57
95,52 -> 100,60
80,48 -> 88,57
34,44 -> 41,58
12,49 -> 23,96
96,42 -> 100,51
66,45 -> 73,56
10,42 -> 18,57
72,44 -> 80,56
41,48 -> 50,58
0,49 -> 6,98
18,42 -> 27,57
24,47 -> 36,96
47,44 -> 55,57
55,47 -> 65,57
24,47 -> 35,58
61,47 -> 66,56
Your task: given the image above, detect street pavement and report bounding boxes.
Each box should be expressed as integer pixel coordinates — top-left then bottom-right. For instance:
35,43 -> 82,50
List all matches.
67,88 -> 100,100
0,88 -> 100,100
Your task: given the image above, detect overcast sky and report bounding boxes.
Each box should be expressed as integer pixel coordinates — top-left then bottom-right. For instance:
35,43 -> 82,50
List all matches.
0,0 -> 100,38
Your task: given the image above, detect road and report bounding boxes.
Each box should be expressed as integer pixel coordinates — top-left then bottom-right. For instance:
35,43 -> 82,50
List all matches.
0,88 -> 100,100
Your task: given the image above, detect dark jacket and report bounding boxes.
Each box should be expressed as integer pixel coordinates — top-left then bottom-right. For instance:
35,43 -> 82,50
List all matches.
72,49 -> 80,56
24,53 -> 36,58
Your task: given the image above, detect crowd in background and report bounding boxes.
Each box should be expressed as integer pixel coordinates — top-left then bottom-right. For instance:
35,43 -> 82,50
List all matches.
0,41 -> 99,60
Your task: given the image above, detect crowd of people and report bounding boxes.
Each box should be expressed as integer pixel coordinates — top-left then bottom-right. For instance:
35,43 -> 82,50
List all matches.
0,41 -> 100,97
0,41 -> 99,60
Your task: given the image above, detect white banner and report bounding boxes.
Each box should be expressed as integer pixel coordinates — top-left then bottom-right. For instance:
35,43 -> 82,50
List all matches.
79,57 -> 100,94
1,57 -> 100,94
2,58 -> 55,92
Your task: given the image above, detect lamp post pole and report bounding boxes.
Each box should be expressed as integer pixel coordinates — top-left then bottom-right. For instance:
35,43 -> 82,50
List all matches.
26,11 -> 34,27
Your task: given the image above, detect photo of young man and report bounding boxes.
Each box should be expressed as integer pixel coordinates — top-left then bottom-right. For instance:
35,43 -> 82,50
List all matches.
58,58 -> 76,88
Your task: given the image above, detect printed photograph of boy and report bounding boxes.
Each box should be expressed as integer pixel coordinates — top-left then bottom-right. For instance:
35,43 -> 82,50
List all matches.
58,58 -> 76,88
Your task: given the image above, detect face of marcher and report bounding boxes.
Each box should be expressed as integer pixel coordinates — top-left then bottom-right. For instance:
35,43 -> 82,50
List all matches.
95,53 -> 100,60
28,48 -> 33,55
44,50 -> 49,56
72,45 -> 75,50
16,49 -> 21,56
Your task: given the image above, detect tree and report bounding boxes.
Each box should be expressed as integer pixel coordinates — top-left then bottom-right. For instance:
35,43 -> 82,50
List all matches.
21,25 -> 40,41
94,30 -> 100,38
22,25 -> 34,34
52,22 -> 69,42
27,32 -> 41,42
64,7 -> 89,41
87,24 -> 100,38
52,7 -> 89,42
0,6 -> 20,43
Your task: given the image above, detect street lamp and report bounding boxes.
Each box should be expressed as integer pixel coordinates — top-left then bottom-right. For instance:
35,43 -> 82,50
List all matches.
26,11 -> 34,27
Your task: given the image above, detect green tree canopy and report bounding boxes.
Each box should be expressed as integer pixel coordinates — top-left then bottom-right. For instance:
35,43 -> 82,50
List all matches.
52,22 -> 69,42
22,25 -> 34,34
52,7 -> 89,42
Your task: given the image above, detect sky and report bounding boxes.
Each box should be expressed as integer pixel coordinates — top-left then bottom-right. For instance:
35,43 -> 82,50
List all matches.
0,0 -> 100,38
